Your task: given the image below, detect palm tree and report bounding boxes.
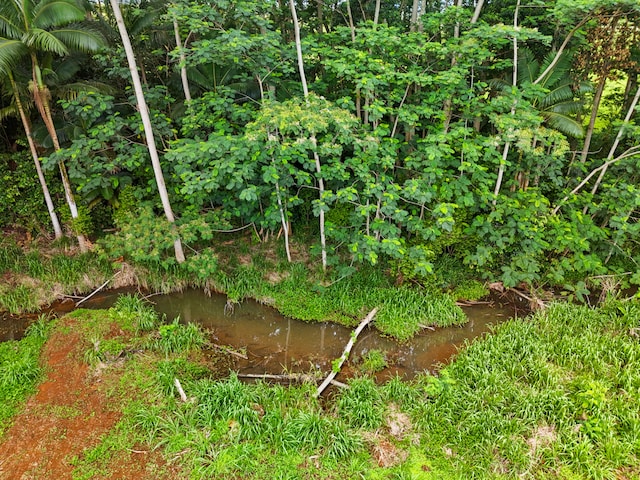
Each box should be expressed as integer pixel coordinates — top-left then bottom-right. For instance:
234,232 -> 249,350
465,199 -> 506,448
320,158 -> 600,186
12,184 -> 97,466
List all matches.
0,0 -> 105,252
518,48 -> 589,139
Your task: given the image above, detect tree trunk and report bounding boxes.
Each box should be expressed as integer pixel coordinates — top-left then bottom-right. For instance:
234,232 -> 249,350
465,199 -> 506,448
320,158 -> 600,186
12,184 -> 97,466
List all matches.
30,57 -> 87,252
110,0 -> 185,263
410,0 -> 419,31
345,0 -> 356,42
275,179 -> 292,262
373,0 -> 381,25
290,0 -> 327,271
173,16 -> 191,102
471,0 -> 485,23
579,74 -> 607,163
493,0 -> 519,204
443,0 -> 481,134
316,0 -> 324,33
589,84 -> 640,197
10,74 -> 63,240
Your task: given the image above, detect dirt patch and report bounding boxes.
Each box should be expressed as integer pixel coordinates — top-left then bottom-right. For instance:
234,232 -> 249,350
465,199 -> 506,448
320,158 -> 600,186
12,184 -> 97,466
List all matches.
0,317 -> 169,479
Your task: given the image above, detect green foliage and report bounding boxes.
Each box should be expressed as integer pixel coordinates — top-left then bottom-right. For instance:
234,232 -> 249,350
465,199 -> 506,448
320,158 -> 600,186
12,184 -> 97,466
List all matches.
99,207 -> 181,269
359,349 -> 388,374
0,151 -> 59,231
111,294 -> 159,333
450,280 -> 489,302
336,377 -> 384,429
0,284 -> 38,314
148,319 -> 207,355
412,301 -> 640,477
0,315 -> 52,436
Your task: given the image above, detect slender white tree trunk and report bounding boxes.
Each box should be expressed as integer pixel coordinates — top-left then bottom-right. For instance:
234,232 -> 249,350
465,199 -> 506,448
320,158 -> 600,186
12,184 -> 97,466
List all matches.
493,0 -> 520,204
110,0 -> 185,263
10,74 -> 63,239
579,75 -> 607,163
289,0 -> 327,271
589,84 -> 640,197
275,179 -> 292,262
410,0 -> 419,31
471,0 -> 485,23
173,16 -> 191,102
31,57 -> 88,251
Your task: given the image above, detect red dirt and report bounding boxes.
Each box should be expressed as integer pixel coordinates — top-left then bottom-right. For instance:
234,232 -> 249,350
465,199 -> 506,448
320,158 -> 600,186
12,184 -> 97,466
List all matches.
0,317 -> 171,479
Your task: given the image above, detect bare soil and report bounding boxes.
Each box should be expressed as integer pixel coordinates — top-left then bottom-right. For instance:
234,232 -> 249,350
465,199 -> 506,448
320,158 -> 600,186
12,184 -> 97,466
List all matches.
0,316 -> 174,480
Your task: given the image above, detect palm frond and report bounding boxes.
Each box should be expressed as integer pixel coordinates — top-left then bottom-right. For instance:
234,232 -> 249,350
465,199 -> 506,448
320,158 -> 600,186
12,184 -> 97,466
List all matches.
543,111 -> 584,138
517,48 -> 539,85
55,80 -> 115,100
0,103 -> 18,122
129,9 -> 163,37
24,28 -> 68,55
0,38 -> 28,72
33,0 -> 85,30
0,11 -> 24,39
547,100 -> 584,116
540,84 -> 575,109
574,81 -> 593,95
539,51 -> 573,88
50,26 -> 105,53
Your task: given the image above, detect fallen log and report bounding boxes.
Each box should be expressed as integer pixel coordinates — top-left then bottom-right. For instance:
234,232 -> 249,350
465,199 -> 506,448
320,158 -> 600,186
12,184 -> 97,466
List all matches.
314,307 -> 378,397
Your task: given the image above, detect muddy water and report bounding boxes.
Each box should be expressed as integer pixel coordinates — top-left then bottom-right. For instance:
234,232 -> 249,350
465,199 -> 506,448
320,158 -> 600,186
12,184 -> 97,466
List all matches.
1,288 -> 516,380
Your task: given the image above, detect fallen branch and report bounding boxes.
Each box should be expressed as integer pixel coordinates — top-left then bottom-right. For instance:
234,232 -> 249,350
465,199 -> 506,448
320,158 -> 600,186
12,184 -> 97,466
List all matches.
508,288 -> 546,310
418,324 -> 436,331
75,271 -> 121,307
314,307 -> 378,398
239,373 -> 318,382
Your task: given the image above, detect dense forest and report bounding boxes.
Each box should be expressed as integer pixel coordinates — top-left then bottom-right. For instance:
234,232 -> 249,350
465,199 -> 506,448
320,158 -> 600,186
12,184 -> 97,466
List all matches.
3,2 -> 640,479
0,0 -> 639,297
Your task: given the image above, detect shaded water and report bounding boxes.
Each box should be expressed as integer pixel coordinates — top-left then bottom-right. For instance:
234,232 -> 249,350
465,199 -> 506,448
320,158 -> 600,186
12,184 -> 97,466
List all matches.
1,288 -> 516,380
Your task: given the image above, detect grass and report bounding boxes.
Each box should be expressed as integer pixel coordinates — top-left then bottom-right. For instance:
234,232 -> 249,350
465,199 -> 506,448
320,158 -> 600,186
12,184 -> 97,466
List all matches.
254,265 -> 466,340
0,315 -> 53,437
3,296 -> 639,479
359,349 -> 389,374
0,240 -> 115,313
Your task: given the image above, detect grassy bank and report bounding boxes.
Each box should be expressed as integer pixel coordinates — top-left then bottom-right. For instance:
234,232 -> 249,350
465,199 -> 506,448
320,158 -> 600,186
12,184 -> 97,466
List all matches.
3,295 -> 638,478
0,236 -> 477,340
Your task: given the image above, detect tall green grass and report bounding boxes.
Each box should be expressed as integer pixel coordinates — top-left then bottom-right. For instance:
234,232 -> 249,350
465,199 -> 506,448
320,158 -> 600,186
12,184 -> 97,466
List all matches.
62,299 -> 640,479
0,315 -> 53,437
0,246 -> 114,313
410,301 -> 640,478
262,266 -> 466,340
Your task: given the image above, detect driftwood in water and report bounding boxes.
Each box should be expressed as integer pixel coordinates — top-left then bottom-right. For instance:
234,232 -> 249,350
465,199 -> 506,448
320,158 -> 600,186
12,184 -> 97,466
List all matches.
314,307 -> 378,397
75,271 -> 122,307
212,343 -> 248,360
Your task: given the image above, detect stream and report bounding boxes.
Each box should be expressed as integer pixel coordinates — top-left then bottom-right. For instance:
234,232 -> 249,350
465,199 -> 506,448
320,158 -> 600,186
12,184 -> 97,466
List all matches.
0,288 -> 518,380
